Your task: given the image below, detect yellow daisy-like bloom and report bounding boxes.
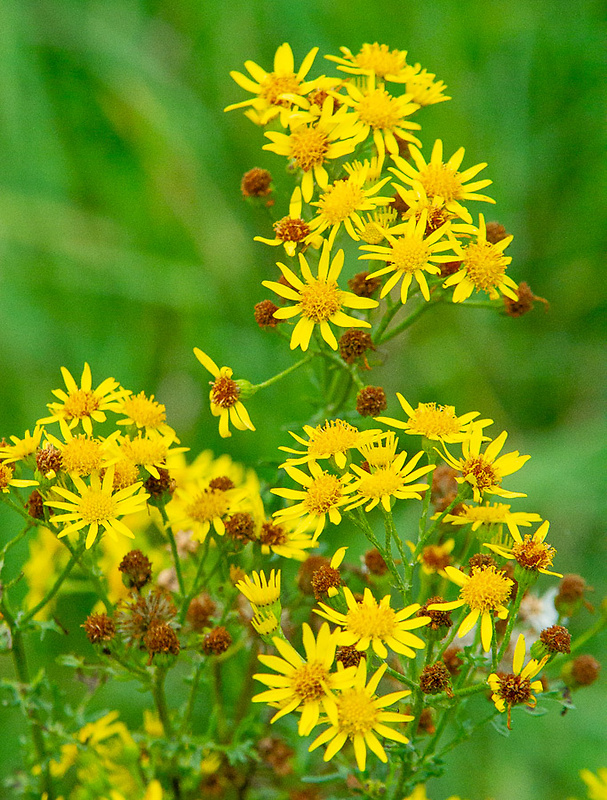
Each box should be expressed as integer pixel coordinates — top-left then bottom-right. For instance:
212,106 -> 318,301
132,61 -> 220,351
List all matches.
376,394 -> 491,443
248,493 -> 318,561
193,348 -> 255,438
45,467 -> 148,550
353,208 -> 399,244
279,418 -> 380,470
580,768 -> 607,800
485,520 -> 562,578
44,425 -> 115,477
338,75 -> 421,159
253,622 -> 357,736
404,67 -> 451,106
442,502 -> 542,539
487,633 -> 548,728
271,460 -> 354,541
359,211 -> 457,303
357,430 -> 399,468
0,426 -> 44,465
316,586 -> 429,659
263,242 -> 378,351
309,660 -> 413,772
440,427 -> 530,503
393,183 -> 456,234
168,476 -> 243,541
429,564 -> 513,652
115,391 -> 173,437
345,448 -> 434,513
264,97 -> 361,202
225,43 -> 320,127
390,139 -> 494,223
444,213 -> 518,302
236,569 -> 281,612
254,187 -> 322,257
38,363 -> 126,436
117,431 -> 185,480
0,461 -> 38,494
325,43 -> 411,82
417,539 -> 455,577
307,168 -> 393,247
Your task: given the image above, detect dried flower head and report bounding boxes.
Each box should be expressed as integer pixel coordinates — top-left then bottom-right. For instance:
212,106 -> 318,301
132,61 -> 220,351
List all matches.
348,271 -> 382,297
119,549 -> 153,591
338,329 -> 374,365
540,625 -> 571,655
83,612 -> 116,644
503,281 -> 549,318
356,386 -> 388,417
297,555 -> 330,595
335,644 -> 366,668
224,512 -> 257,542
254,300 -> 281,328
418,596 -> 452,632
144,622 -> 180,659
26,489 -> 45,519
567,654 -> 601,687
364,548 -> 388,576
241,168 -> 273,197
203,626 -> 233,655
116,589 -> 177,646
419,662 -> 453,697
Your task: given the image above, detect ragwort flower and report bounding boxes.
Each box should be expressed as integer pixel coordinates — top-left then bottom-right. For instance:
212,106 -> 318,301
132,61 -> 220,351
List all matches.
316,586 -> 429,659
309,660 -> 413,771
194,348 -> 255,438
253,622 -> 356,736
442,502 -> 542,538
376,394 -> 491,443
263,242 -> 378,351
0,426 -> 44,465
0,462 -> 38,494
429,564 -> 513,652
254,187 -> 322,257
279,418 -> 380,470
345,447 -> 434,513
485,519 -> 562,578
487,633 -> 548,728
325,43 -> 411,82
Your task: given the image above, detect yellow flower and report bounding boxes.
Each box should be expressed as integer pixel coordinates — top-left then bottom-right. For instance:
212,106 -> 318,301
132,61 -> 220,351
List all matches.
316,586 -> 429,659
338,74 -> 421,159
429,564 -> 513,652
485,520 -> 562,578
38,363 -> 126,436
376,394 -> 491,443
236,569 -> 281,613
345,448 -> 434,513
44,422 -> 117,477
307,168 -> 393,247
263,242 -> 378,351
263,97 -> 361,202
168,475 -> 243,541
45,467 -> 148,549
442,502 -> 542,538
253,622 -> 356,735
0,425 -> 44,465
225,43 -> 320,126
440,427 -> 530,503
404,67 -> 451,106
487,633 -> 548,728
114,391 -> 173,437
116,431 -> 186,479
250,494 -> 318,560
325,43 -> 411,82
353,208 -> 399,244
580,768 -> 607,800
194,348 -> 255,438
254,187 -> 323,257
358,211 -> 457,303
444,213 -> 518,302
279,418 -> 380,470
308,660 -> 413,771
390,139 -> 494,223
271,460 -> 354,541
0,461 -> 38,493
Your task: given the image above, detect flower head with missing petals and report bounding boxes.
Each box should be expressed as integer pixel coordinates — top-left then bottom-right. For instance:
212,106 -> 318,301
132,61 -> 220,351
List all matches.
309,660 -> 413,771
487,633 -> 548,728
194,348 -> 255,438
316,586 -> 429,659
429,564 -> 513,652
440,427 -> 530,503
252,622 -> 357,736
263,242 -> 378,352
0,426 -> 44,465
254,187 -> 322,257
485,520 -> 562,579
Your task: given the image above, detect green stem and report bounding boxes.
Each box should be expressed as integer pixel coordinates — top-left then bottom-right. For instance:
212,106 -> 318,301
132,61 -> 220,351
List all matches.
163,519 -> 186,599
381,507 -> 409,601
21,539 -> 86,625
497,581 -> 525,663
373,298 -> 403,344
383,663 -> 416,690
377,298 -> 436,345
180,656 -> 205,734
152,666 -> 174,737
178,537 -> 211,626
252,353 -> 314,391
62,538 -> 114,613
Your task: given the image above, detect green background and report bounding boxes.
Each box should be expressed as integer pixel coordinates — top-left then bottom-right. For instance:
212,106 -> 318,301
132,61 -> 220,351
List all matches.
0,0 -> 605,797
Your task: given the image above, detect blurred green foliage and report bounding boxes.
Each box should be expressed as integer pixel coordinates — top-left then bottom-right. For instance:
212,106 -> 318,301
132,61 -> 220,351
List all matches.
0,0 -> 605,798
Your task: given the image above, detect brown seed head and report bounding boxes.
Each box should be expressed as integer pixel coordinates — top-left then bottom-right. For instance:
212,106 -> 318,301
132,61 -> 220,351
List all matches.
420,662 -> 453,696
571,654 -> 601,686
116,588 -> 177,645
36,444 -> 63,475
418,596 -> 452,632
504,281 -> 549,318
144,467 -> 175,500
273,216 -> 310,243
187,594 -> 217,631
356,386 -> 388,417
297,555 -> 329,595
203,626 -> 232,655
512,535 -> 556,572
26,489 -> 45,519
208,475 -> 236,492
540,625 -> 571,654
440,260 -> 463,277
83,612 -> 116,644
442,646 -> 463,676
224,512 -> 256,542
421,544 -> 452,573
241,167 -> 272,198
485,222 -> 509,244
311,565 -> 342,600
430,464 -> 459,512
339,329 -> 374,365
495,672 -> 533,707
144,621 -> 180,657
468,553 -> 497,573
348,271 -> 382,298
364,548 -> 388,576
335,644 -> 366,668
119,549 -> 153,590
259,521 -> 288,548
254,300 -> 281,328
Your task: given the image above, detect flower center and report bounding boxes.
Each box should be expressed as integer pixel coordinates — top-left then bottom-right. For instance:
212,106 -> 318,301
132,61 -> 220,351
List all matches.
496,673 -> 532,706
461,566 -> 512,612
356,467 -> 403,498
120,436 -> 167,467
79,488 -> 117,524
62,436 -> 104,476
359,221 -> 385,245
389,237 -> 429,273
273,216 -> 311,242
463,242 -> 508,291
259,521 -> 288,547
62,389 -> 101,421
211,375 -> 240,409
299,280 -> 342,322
0,463 -> 14,490
347,602 -> 396,640
121,392 -> 166,428
113,458 -> 141,489
512,536 -> 556,571
409,403 -> 461,437
317,179 -> 365,224
419,163 -> 462,201
303,472 -> 343,514
308,419 -> 360,457
291,661 -> 328,702
186,489 -> 230,523
260,73 -> 301,105
357,88 -> 403,130
354,44 -> 407,78
461,456 -> 500,493
337,688 -> 379,736
289,127 -> 330,172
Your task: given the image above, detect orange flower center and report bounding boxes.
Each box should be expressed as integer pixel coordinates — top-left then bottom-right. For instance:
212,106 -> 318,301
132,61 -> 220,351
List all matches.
289,126 -> 330,172
419,163 -> 462,201
211,375 -> 240,409
512,536 -> 556,571
304,472 -> 343,514
462,455 -> 500,493
62,389 -> 101,420
292,661 -> 329,701
299,280 -> 342,322
260,73 -> 301,106
463,242 -> 508,291
186,489 -> 230,523
273,216 -> 310,242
